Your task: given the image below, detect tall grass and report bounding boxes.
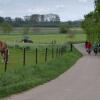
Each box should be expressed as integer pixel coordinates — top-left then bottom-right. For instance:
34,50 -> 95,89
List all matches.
0,48 -> 82,98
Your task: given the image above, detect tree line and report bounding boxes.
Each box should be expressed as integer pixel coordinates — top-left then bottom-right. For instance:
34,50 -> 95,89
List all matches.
0,13 -> 82,28
0,13 -> 82,34
0,14 -> 60,27
82,0 -> 100,43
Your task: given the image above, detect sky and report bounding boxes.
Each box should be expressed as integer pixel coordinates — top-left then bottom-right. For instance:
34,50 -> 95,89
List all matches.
0,0 -> 94,21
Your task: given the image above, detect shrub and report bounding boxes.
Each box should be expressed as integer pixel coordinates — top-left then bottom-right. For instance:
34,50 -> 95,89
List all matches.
59,25 -> 69,34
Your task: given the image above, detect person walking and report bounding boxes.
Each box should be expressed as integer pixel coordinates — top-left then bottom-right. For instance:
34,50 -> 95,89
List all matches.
98,43 -> 100,53
93,42 -> 98,55
85,41 -> 88,52
85,41 -> 92,54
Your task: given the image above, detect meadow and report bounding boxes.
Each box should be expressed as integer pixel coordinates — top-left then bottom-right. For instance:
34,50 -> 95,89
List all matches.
0,33 -> 86,73
0,28 -> 85,98
0,48 -> 82,98
0,34 -> 86,44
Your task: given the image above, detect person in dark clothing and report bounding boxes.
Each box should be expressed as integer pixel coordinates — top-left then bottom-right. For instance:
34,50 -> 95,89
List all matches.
85,41 -> 88,52
98,43 -> 100,53
93,43 -> 98,55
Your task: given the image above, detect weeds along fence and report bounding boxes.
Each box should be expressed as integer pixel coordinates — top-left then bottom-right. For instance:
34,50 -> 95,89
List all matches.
2,43 -> 68,72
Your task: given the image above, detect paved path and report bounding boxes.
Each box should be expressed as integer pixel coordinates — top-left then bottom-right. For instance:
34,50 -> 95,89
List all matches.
3,44 -> 100,100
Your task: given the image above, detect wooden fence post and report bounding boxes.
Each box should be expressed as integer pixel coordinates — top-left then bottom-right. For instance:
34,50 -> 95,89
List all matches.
61,47 -> 63,56
36,48 -> 38,64
5,62 -> 7,72
5,48 -> 8,72
59,48 -> 61,56
52,47 -> 54,59
23,48 -> 26,66
45,48 -> 48,63
70,43 -> 73,52
56,47 -> 58,57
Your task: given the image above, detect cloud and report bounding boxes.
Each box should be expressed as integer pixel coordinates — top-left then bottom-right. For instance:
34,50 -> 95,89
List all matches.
78,0 -> 88,3
27,7 -> 51,14
0,0 -> 94,21
27,5 -> 65,15
0,10 -> 3,14
55,5 -> 65,9
0,0 -> 12,4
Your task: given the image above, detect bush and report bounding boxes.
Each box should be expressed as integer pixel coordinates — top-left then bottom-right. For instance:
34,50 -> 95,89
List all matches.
59,26 -> 69,34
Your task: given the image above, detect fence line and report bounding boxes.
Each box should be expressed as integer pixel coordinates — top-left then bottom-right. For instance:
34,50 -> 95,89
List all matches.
3,45 -> 67,72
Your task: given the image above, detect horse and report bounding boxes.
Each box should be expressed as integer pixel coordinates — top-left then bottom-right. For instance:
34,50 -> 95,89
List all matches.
0,41 -> 8,63
21,39 -> 33,43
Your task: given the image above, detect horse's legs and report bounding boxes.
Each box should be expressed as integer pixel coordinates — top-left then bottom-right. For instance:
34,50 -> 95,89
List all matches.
4,49 -> 8,63
1,52 -> 5,63
1,49 -> 8,63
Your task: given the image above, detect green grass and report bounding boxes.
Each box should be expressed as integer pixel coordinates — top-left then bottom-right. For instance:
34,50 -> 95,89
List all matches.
0,47 -> 58,73
0,34 -> 86,44
0,48 -> 82,98
0,31 -> 85,98
0,27 -> 84,35
0,33 -> 86,73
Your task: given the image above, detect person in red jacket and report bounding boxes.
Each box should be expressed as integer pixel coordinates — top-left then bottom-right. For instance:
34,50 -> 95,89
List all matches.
87,42 -> 92,54
85,41 -> 92,54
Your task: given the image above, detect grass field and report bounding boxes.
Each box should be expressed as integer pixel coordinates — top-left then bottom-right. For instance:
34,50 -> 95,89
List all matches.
0,27 -> 84,34
0,34 -> 86,44
0,33 -> 86,73
0,30 -> 85,98
0,47 -> 62,74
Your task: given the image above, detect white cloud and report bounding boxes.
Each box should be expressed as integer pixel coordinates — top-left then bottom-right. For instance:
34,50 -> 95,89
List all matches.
27,7 -> 51,14
0,0 -> 12,4
78,0 -> 88,3
0,0 -> 94,21
55,5 -> 65,9
0,10 -> 3,14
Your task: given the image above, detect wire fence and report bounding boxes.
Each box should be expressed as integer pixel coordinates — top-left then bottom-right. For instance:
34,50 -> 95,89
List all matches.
2,43 -> 68,72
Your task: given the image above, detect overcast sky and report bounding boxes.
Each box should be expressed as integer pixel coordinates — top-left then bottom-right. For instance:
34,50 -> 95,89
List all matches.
0,0 -> 94,21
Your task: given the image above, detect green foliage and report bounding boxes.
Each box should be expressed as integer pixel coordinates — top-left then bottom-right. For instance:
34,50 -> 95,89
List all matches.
82,0 -> 100,43
0,48 -> 81,98
1,22 -> 13,34
59,24 -> 69,34
22,27 -> 30,35
95,0 -> 100,13
0,17 -> 4,25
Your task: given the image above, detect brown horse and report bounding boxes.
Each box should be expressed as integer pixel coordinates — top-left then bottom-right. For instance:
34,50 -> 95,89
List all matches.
0,41 -> 8,63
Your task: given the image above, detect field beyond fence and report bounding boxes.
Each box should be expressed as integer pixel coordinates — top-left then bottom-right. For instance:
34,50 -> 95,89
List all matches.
0,33 -> 86,73
0,43 -> 68,73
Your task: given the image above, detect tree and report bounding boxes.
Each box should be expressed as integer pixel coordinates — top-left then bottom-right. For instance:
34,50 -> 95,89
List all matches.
1,22 -> 13,34
5,17 -> 12,23
14,17 -> 24,27
82,0 -> 100,43
0,17 -> 4,25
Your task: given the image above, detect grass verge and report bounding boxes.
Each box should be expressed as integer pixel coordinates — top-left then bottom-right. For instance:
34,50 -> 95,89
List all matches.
0,48 -> 82,98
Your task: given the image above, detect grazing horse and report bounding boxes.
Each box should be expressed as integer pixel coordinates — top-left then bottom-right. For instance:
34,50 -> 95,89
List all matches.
21,39 -> 33,43
0,41 -> 8,63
